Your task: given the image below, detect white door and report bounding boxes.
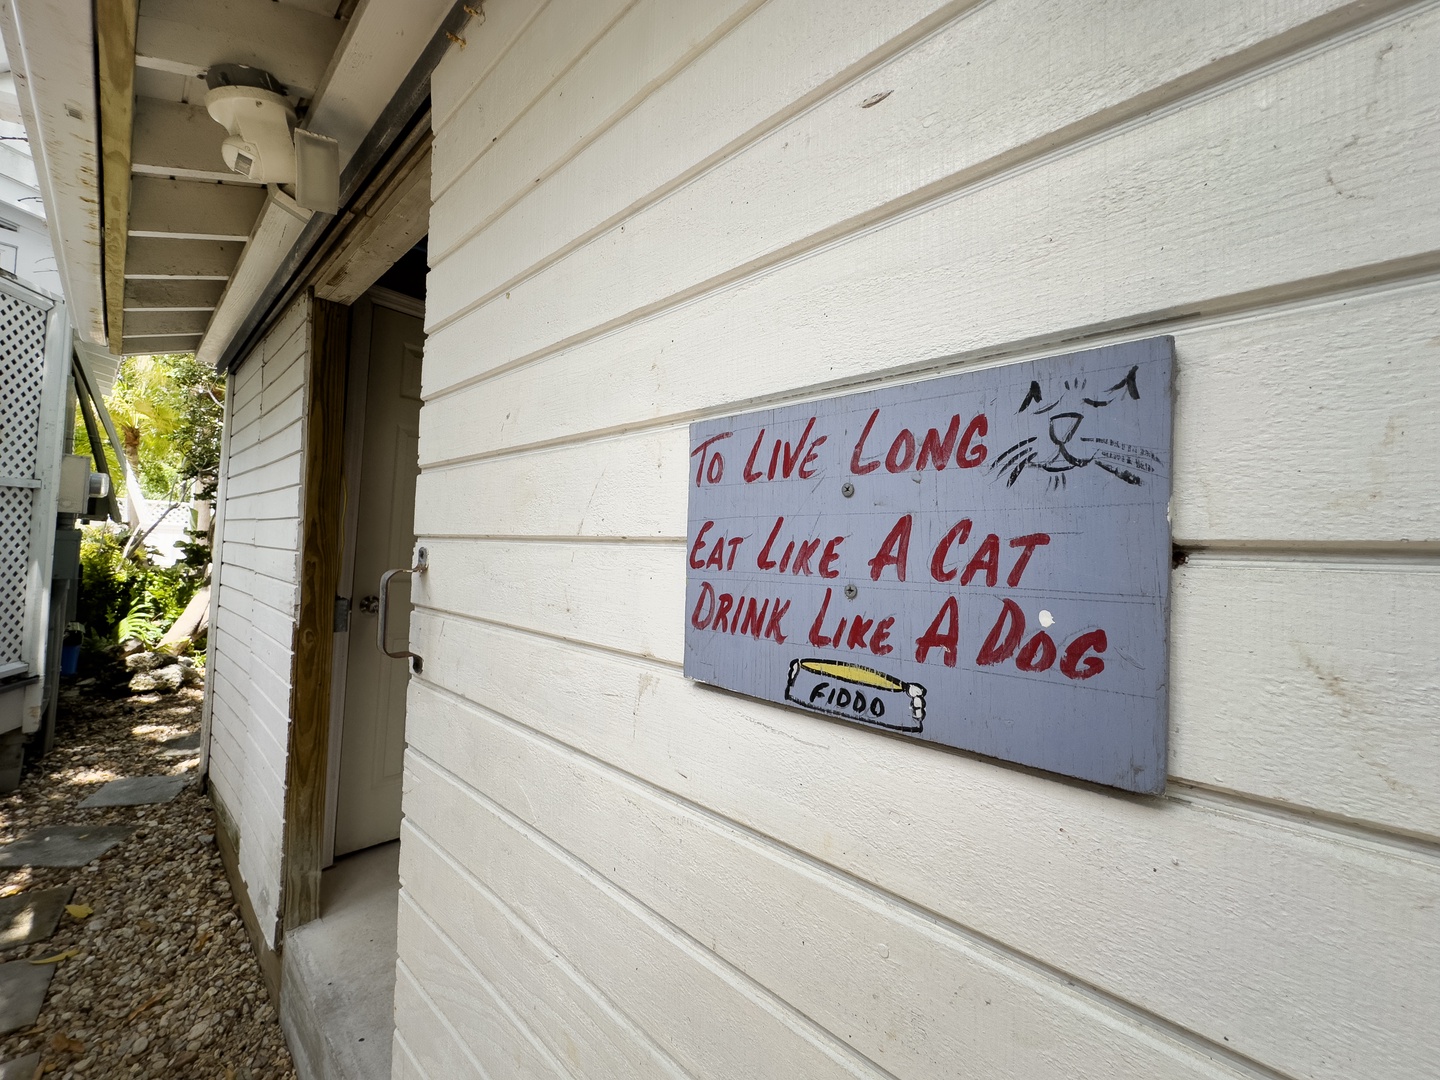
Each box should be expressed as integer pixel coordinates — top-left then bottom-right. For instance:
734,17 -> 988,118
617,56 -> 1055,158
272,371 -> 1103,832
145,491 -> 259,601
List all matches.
333,300 -> 424,856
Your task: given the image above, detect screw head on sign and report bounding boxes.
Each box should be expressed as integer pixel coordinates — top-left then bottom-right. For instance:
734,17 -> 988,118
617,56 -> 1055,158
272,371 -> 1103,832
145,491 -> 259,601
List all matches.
841,482 -> 855,498
844,584 -> 858,600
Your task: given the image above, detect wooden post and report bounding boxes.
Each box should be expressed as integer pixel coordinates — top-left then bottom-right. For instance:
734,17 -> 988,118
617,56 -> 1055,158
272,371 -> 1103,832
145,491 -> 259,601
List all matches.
96,0 -> 138,354
283,295 -> 348,931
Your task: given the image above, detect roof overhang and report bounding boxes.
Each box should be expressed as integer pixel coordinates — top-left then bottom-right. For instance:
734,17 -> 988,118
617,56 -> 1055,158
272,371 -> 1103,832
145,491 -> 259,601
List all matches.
0,0 -> 460,364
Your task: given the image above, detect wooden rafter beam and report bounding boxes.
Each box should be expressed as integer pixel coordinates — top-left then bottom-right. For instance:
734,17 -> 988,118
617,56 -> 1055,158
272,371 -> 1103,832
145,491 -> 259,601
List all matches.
123,278 -> 225,310
97,0 -> 139,354
128,176 -> 266,242
132,97 -> 260,184
121,334 -> 203,354
136,0 -> 345,99
122,309 -> 212,336
125,238 -> 244,279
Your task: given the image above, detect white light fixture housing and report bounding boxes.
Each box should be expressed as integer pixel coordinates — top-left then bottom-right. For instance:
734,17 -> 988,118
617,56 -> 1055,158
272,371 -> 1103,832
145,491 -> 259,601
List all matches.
202,64 -> 340,213
205,83 -> 298,184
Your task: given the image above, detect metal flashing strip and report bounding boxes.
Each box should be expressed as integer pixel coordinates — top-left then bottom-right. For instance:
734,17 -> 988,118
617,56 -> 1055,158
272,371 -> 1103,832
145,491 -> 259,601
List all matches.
219,2 -> 472,372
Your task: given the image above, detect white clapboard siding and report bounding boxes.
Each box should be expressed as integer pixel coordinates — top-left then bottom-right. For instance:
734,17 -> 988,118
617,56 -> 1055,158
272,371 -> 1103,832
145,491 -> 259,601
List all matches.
413,540 -> 1440,838
406,613 -> 1440,1080
398,829 -> 694,1080
1170,555 -> 1440,836
431,0 -> 765,259
429,0 -> 549,136
426,0 -> 1381,331
400,765 -> 893,1080
393,959 -> 526,1079
419,276 -> 1440,544
207,294 -> 310,947
389,1033 -> 428,1080
404,725 -> 1269,1080
431,0 -> 633,191
424,3 -> 1440,400
403,1 -> 1440,1078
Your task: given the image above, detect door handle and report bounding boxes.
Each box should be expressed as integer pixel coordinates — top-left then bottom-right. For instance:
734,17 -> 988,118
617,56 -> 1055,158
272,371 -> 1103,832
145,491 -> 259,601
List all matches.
378,547 -> 427,673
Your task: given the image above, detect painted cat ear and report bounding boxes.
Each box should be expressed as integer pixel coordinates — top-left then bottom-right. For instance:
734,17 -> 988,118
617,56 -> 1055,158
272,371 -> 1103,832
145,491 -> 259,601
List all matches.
1018,381 -> 1042,411
1107,366 -> 1140,400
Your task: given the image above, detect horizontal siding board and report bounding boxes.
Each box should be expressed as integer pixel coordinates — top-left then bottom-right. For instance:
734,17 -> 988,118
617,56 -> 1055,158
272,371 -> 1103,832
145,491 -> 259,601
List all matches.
257,389 -> 303,443
392,962 -> 499,1080
227,416 -> 260,456
419,276 -> 1440,545
407,3 -> 1439,1078
432,0 -> 764,261
430,0 -> 548,134
234,350 -> 263,395
429,0 -> 955,292
221,538 -> 299,583
401,761 -> 891,1080
429,0 -> 1375,326
406,705 -> 1262,1080
207,300 -> 308,952
412,541 -> 1440,837
221,517 -> 255,546
247,571 -> 297,617
222,452 -> 303,500
225,421 -> 303,479
245,599 -> 298,652
414,429 -> 683,539
1170,557 -> 1440,836
424,7 -> 1440,423
262,355 -> 305,414
260,296 -> 309,369
431,0 -> 636,195
230,397 -> 262,442
224,487 -> 302,525
407,612 -> 1440,1080
251,516 -> 300,552
398,833 -> 691,1080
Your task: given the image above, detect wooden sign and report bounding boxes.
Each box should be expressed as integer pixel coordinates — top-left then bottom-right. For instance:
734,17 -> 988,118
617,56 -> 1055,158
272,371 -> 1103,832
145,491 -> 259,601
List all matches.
684,338 -> 1174,793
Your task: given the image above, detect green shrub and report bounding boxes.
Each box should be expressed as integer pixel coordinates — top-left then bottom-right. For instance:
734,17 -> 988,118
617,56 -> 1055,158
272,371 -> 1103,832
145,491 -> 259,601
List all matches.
77,524 -> 201,645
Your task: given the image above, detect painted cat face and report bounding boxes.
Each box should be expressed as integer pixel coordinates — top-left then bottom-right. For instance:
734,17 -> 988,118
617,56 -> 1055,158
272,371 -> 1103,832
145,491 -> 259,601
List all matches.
992,365 -> 1159,490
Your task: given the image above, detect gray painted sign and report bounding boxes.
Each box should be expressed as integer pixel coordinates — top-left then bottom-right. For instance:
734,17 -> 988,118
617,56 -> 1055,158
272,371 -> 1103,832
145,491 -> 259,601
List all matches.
684,337 -> 1174,793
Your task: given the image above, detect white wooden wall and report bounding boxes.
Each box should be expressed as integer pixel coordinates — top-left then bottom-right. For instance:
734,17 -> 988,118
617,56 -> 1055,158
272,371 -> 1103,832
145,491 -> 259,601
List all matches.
398,2 -> 1440,1078
207,296 -> 309,949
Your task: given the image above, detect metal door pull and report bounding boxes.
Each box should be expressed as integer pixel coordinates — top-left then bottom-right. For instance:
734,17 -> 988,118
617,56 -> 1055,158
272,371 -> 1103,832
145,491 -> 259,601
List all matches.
378,547 -> 427,672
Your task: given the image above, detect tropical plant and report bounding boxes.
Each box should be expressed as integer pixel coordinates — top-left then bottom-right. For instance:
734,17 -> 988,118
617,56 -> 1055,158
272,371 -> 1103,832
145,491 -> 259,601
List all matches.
77,524 -> 201,646
104,352 -> 226,500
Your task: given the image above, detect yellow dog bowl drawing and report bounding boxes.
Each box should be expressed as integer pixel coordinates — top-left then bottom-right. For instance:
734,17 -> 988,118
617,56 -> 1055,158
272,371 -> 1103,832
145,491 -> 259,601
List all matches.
784,659 -> 925,732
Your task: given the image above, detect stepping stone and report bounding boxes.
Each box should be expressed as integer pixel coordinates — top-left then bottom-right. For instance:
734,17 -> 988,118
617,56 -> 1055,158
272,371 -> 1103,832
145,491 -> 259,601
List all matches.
0,826 -> 131,868
0,1053 -> 41,1079
159,732 -> 200,751
0,887 -> 73,949
78,775 -> 187,808
0,959 -> 53,1035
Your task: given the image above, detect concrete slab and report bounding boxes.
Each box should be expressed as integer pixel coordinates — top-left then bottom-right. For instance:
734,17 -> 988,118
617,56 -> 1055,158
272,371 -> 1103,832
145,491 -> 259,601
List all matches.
0,826 -> 131,868
0,959 -> 53,1035
0,887 -> 74,949
78,775 -> 187,808
281,841 -> 399,1080
0,1053 -> 41,1079
160,732 -> 201,750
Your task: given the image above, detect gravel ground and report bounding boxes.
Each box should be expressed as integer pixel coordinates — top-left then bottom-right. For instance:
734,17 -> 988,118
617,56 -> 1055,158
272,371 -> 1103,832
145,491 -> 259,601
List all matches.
0,685 -> 296,1079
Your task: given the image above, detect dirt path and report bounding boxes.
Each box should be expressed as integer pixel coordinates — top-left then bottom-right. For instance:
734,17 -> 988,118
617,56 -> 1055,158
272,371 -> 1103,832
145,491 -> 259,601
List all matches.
0,686 -> 296,1079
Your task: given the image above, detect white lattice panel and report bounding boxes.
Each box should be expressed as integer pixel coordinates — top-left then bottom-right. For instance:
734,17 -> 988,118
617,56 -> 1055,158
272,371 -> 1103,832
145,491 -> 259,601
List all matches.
0,290 -> 49,670
0,294 -> 48,478
0,487 -> 33,666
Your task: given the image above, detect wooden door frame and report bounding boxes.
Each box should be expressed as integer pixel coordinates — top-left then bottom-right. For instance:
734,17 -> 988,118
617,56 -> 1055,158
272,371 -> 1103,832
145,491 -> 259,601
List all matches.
322,286 -> 425,863
282,294 -> 349,932
320,297 -> 374,867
